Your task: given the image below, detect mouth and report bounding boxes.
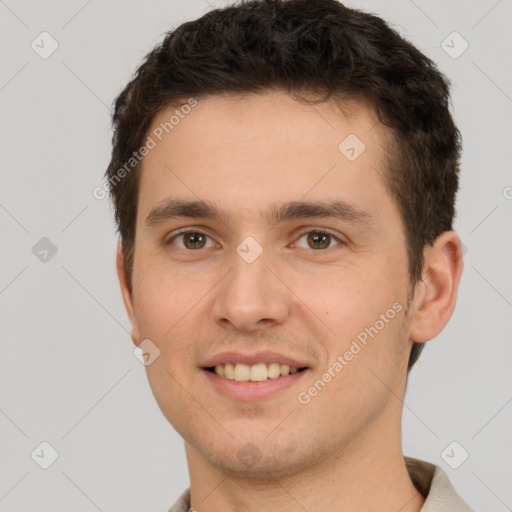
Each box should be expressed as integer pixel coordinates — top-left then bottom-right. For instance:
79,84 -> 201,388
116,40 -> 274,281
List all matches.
204,362 -> 309,382
200,353 -> 311,401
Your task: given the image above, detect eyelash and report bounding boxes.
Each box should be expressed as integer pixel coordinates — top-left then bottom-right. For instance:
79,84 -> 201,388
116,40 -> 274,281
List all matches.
166,228 -> 345,251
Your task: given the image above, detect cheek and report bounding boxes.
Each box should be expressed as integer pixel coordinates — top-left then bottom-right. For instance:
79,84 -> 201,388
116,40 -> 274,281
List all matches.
304,263 -> 410,406
144,361 -> 205,443
132,258 -> 202,337
309,262 -> 404,336
306,307 -> 408,415
132,266 -> 204,430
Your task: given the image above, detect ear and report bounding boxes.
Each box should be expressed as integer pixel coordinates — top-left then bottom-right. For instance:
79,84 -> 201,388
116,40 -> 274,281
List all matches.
408,231 -> 464,343
116,242 -> 141,347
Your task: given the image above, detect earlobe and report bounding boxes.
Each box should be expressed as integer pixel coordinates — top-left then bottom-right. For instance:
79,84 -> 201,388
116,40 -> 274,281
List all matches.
116,242 -> 141,347
408,231 -> 464,344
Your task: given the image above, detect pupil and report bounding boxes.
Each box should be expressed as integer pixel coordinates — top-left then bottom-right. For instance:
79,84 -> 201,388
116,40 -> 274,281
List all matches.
308,232 -> 330,249
185,233 -> 205,249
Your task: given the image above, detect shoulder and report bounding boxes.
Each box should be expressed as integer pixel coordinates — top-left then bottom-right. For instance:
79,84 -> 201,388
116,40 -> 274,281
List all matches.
405,457 -> 476,512
167,488 -> 190,512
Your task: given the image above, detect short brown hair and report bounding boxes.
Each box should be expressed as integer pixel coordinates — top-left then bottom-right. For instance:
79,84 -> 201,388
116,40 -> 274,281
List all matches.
106,0 -> 461,370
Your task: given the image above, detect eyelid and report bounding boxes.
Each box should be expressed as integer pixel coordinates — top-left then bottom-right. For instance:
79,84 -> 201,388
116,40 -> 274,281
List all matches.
164,227 -> 346,250
165,228 -> 218,248
291,228 -> 346,248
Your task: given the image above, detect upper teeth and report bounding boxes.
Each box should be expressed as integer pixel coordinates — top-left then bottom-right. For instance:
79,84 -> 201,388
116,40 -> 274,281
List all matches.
214,363 -> 299,381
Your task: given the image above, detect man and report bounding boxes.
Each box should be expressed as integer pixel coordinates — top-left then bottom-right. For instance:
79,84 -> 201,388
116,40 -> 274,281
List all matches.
106,0 -> 473,510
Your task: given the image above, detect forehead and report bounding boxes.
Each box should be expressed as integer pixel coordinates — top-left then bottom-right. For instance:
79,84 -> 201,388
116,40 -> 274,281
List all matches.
137,91 -> 394,226
148,91 -> 382,157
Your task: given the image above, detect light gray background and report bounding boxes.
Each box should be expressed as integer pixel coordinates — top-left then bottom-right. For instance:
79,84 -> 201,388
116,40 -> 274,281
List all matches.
1,1 -> 511,511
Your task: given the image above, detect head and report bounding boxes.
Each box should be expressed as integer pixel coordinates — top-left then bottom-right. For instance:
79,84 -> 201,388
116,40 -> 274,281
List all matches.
107,0 -> 463,478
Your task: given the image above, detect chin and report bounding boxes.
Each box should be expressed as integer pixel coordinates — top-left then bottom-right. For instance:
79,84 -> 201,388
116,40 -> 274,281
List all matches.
189,429 -> 324,479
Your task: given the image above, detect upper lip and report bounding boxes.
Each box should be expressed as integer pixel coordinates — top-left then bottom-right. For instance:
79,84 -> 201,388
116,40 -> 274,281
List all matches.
201,350 -> 311,369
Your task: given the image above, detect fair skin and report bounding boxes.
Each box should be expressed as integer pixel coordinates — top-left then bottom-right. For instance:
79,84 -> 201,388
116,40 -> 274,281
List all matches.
117,91 -> 463,512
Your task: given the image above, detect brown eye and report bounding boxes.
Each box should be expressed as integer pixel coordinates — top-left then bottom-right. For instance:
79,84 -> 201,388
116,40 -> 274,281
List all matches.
183,232 -> 206,249
307,232 -> 331,249
294,231 -> 342,251
170,231 -> 214,250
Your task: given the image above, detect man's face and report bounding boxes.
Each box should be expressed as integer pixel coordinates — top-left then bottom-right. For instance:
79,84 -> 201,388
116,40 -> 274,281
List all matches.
123,91 -> 415,476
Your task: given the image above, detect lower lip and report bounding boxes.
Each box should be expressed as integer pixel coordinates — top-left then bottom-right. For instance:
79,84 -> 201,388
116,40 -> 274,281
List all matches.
201,368 -> 309,401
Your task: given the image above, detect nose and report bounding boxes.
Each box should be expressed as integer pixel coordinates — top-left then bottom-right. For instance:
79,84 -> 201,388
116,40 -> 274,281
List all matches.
212,250 -> 291,333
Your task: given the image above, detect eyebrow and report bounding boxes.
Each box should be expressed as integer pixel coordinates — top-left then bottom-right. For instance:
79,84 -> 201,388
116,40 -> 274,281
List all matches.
145,198 -> 374,230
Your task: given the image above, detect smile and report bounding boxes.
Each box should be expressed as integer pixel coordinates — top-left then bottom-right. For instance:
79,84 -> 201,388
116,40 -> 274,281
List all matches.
207,362 -> 306,381
200,351 -> 311,400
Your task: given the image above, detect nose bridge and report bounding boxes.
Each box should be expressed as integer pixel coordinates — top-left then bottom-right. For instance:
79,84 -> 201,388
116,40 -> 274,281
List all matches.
212,242 -> 290,331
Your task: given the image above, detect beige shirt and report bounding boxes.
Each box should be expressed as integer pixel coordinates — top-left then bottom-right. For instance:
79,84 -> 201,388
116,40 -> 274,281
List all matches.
168,457 -> 476,512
